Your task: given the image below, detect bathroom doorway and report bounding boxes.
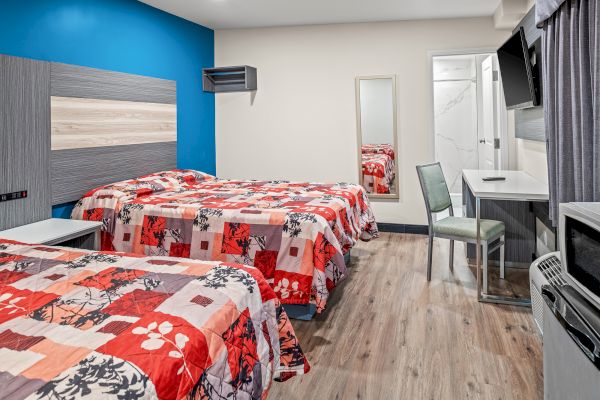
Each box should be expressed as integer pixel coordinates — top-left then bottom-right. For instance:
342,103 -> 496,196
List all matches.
431,52 -> 508,213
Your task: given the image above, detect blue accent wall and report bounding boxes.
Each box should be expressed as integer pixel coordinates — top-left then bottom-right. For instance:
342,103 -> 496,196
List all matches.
0,0 -> 215,218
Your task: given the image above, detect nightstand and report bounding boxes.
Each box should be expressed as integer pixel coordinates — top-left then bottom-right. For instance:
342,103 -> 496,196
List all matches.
0,218 -> 103,250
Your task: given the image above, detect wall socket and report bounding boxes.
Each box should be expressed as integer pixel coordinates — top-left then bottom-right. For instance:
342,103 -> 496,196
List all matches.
0,191 -> 28,203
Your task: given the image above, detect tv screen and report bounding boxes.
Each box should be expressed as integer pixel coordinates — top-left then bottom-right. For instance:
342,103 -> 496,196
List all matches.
497,27 -> 538,109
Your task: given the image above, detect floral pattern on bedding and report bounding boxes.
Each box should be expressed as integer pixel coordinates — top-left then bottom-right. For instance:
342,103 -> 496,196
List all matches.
0,240 -> 308,400
72,171 -> 378,313
361,153 -> 396,194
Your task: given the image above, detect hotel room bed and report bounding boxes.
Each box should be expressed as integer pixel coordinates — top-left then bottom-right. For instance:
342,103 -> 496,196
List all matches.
0,239 -> 308,400
361,153 -> 396,194
71,170 -> 378,317
361,144 -> 396,194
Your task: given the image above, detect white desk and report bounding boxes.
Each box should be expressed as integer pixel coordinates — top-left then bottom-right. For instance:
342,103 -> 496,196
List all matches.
462,169 -> 549,307
0,218 -> 102,249
462,169 -> 549,202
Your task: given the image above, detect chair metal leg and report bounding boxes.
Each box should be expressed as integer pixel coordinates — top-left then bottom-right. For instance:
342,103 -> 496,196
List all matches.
482,241 -> 488,294
449,239 -> 454,272
427,234 -> 434,281
500,235 -> 505,280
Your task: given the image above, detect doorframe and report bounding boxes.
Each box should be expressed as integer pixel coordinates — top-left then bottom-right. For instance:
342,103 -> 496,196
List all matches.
427,48 -> 509,170
479,54 -> 498,170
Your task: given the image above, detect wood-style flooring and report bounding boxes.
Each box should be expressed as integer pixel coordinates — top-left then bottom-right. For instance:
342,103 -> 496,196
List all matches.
270,233 -> 543,400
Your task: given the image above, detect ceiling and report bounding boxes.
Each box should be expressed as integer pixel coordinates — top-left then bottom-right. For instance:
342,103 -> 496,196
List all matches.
139,0 -> 503,30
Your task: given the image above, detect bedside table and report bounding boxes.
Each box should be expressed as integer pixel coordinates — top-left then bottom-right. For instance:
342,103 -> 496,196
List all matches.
0,218 -> 103,250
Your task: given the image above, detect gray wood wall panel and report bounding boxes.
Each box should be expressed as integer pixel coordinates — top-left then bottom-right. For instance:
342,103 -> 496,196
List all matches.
49,62 -> 178,205
515,107 -> 546,141
51,63 -> 176,104
51,142 -> 177,204
513,6 -> 541,46
512,5 -> 546,142
0,55 -> 51,231
463,178 -> 538,264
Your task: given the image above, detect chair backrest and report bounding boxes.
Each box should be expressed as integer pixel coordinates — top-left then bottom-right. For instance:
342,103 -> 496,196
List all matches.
416,162 -> 452,216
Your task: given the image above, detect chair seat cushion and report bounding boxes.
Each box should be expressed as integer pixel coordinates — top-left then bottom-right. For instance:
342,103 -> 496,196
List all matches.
433,217 -> 505,240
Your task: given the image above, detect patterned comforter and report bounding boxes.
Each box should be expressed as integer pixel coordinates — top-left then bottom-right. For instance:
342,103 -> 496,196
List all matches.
361,153 -> 396,194
0,240 -> 308,400
361,143 -> 395,160
72,170 -> 378,313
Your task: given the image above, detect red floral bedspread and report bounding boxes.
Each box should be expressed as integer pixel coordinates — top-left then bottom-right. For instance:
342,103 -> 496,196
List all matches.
0,240 -> 308,400
71,170 -> 378,313
361,153 -> 396,194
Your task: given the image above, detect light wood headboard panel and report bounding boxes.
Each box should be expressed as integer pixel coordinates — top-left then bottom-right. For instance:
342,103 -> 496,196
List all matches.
50,63 -> 177,205
51,96 -> 176,150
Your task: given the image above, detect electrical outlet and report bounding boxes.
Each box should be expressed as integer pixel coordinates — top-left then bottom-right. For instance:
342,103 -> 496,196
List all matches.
0,191 -> 27,203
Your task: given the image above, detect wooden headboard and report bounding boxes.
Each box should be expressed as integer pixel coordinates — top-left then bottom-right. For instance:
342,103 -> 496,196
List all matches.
0,55 -> 51,230
0,54 -> 177,230
50,63 -> 177,204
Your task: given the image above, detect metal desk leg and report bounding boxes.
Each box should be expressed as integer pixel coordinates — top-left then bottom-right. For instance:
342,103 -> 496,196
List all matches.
476,196 -> 482,297
476,196 -> 531,307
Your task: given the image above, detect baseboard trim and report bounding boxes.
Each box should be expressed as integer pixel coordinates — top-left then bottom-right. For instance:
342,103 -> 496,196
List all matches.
378,223 -> 428,235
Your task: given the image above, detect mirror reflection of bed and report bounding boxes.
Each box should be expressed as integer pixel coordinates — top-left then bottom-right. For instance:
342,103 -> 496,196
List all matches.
361,143 -> 396,194
356,76 -> 399,199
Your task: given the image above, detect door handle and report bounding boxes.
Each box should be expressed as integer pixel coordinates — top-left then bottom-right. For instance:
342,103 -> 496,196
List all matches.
479,139 -> 486,144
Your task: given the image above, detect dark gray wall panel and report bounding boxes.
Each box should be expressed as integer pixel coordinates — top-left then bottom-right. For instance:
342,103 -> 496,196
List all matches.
512,6 -> 545,142
51,142 -> 177,204
513,6 -> 542,46
515,107 -> 546,141
0,55 -> 51,231
51,63 -> 176,104
463,178 -> 538,264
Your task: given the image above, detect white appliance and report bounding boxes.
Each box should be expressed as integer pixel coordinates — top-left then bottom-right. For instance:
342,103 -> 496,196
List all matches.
559,202 -> 600,309
529,251 -> 566,337
537,203 -> 600,399
542,284 -> 600,400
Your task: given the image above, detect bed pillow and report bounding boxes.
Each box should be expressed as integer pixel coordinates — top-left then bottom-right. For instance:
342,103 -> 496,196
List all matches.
151,169 -> 217,185
81,169 -> 216,201
361,144 -> 395,160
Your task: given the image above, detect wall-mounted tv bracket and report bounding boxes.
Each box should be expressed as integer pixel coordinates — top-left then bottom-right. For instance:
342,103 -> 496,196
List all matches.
0,191 -> 27,203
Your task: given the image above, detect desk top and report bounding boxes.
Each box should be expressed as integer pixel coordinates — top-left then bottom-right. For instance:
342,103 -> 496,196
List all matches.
0,218 -> 102,245
462,169 -> 549,201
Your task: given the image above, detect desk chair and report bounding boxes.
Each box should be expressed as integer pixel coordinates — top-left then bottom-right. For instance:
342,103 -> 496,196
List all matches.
416,162 -> 505,292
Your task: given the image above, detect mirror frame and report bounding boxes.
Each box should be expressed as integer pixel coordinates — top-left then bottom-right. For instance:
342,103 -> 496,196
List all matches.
355,75 -> 399,200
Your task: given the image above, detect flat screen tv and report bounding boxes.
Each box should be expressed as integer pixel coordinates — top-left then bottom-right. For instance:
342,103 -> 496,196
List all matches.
497,27 -> 538,109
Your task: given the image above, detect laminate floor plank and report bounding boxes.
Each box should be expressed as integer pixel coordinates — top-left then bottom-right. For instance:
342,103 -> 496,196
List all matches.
270,233 -> 543,400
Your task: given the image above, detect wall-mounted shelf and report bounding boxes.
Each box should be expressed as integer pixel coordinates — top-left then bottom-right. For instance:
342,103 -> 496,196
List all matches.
202,65 -> 257,93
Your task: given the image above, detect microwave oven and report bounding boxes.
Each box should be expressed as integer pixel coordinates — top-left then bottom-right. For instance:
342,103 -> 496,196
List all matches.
559,202 -> 600,309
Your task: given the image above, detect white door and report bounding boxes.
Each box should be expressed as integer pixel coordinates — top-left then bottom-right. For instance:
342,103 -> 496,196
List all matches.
479,55 -> 498,170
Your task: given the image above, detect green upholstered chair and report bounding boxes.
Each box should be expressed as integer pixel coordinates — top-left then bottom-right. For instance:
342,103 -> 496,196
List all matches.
416,162 -> 505,292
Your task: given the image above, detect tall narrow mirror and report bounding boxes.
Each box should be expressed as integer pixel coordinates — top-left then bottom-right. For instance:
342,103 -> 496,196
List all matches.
355,75 -> 399,199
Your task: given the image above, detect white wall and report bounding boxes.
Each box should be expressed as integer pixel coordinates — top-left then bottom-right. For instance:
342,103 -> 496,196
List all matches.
516,137 -> 548,182
215,18 -> 510,225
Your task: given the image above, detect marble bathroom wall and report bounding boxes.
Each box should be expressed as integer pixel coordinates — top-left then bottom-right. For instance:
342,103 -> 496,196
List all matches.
433,56 -> 479,194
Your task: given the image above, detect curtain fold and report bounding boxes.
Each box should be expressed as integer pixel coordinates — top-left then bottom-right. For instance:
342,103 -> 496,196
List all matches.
543,0 -> 600,225
536,0 -> 569,26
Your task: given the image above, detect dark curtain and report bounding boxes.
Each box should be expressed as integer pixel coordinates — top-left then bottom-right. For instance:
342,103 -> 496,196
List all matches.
542,0 -> 600,224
